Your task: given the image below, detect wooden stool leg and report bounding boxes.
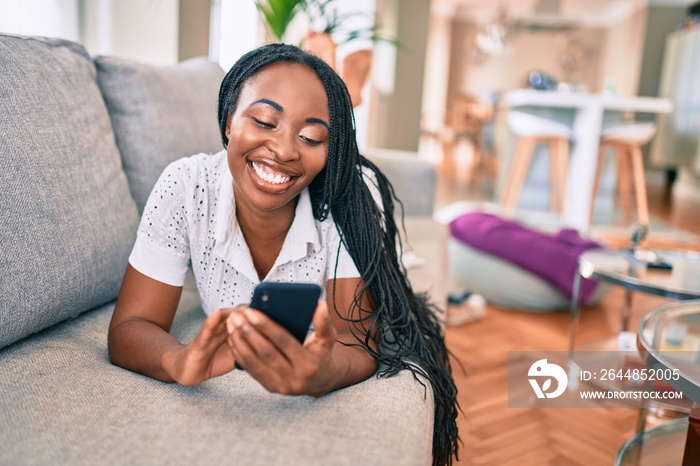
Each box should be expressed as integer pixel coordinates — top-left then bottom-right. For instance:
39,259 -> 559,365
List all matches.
471,133 -> 483,174
616,145 -> 633,197
629,143 -> 650,226
589,141 -> 608,226
548,139 -> 560,213
501,137 -> 535,213
441,132 -> 456,177
615,144 -> 635,224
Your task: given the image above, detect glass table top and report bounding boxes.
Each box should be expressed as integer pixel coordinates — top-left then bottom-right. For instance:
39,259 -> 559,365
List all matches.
615,418 -> 688,466
579,249 -> 700,300
638,300 -> 700,401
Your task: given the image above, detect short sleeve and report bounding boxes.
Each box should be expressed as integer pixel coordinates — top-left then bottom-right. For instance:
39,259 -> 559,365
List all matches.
129,161 -> 191,286
326,222 -> 360,280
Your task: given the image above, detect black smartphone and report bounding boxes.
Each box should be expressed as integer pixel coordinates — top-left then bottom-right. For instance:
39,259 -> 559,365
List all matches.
235,282 -> 322,370
250,282 -> 322,343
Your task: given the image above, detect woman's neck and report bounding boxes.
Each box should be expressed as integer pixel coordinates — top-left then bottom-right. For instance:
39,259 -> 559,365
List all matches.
233,187 -> 298,279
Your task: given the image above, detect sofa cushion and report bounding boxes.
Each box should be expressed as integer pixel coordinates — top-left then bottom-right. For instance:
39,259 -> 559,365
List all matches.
448,238 -> 609,310
449,211 -> 604,305
0,287 -> 433,466
363,147 -> 436,216
95,56 -> 225,213
0,34 -> 140,349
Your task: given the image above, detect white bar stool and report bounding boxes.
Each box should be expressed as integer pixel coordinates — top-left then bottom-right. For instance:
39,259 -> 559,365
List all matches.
500,111 -> 572,216
589,122 -> 657,226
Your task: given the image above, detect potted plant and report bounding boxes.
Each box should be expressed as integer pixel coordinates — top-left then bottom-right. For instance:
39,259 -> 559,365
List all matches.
255,0 -> 397,107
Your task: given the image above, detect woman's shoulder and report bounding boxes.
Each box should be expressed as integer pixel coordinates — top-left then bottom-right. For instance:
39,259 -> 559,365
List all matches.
159,150 -> 228,188
165,150 -> 227,175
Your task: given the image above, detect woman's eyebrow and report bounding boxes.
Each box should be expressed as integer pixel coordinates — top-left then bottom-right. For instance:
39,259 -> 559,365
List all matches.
306,117 -> 330,131
251,98 -> 329,130
250,98 -> 283,112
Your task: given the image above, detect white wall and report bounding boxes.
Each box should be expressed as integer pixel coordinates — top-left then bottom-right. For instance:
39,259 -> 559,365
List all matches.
448,6 -> 647,99
597,6 -> 647,95
1,0 -> 180,65
421,12 -> 453,135
212,0 -> 261,71
455,24 -> 605,97
81,0 -> 179,65
0,0 -> 79,41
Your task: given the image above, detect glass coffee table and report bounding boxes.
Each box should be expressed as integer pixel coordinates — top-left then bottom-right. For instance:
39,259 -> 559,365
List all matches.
614,299 -> 700,465
568,249 -> 700,426
569,248 -> 700,354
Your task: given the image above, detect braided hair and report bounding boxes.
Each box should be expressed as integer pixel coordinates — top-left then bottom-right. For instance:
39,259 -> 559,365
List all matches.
217,43 -> 459,466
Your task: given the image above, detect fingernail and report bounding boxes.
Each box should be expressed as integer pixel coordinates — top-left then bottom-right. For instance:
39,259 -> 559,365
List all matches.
230,313 -> 244,328
245,310 -> 260,326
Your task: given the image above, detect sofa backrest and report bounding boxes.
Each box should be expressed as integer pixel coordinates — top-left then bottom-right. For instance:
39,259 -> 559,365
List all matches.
363,147 -> 436,216
95,56 -> 225,213
0,34 -> 226,350
0,35 -> 140,349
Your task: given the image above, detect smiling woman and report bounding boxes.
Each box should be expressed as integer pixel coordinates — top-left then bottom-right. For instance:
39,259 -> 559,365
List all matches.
225,63 -> 329,215
108,43 -> 459,466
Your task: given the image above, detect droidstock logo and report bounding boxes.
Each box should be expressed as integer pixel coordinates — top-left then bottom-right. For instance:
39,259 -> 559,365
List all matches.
528,359 -> 568,399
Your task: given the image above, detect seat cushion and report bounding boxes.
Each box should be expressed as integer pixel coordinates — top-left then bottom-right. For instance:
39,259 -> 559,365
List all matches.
443,208 -> 608,310
448,238 -> 608,310
507,110 -> 572,138
449,211 -> 603,305
95,56 -> 225,213
601,121 -> 657,145
0,34 -> 140,349
0,285 -> 433,466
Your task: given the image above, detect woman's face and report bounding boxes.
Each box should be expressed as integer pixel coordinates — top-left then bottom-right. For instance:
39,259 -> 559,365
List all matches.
225,62 -> 330,214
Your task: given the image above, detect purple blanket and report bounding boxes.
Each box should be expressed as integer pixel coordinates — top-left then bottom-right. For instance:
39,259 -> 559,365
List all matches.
449,212 -> 604,305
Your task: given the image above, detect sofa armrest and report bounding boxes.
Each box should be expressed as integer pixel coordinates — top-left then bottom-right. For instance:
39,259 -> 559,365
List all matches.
363,147 -> 436,216
402,217 -> 448,321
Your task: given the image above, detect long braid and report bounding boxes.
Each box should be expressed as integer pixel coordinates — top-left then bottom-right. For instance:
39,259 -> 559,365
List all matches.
218,43 -> 460,466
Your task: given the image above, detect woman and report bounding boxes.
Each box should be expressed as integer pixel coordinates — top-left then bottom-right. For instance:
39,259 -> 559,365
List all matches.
108,43 -> 459,465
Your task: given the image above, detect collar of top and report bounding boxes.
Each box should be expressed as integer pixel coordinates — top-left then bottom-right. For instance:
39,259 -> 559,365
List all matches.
211,167 -> 322,283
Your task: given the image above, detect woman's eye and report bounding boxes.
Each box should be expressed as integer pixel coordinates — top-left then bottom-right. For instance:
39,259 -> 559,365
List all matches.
300,135 -> 323,146
252,117 -> 275,129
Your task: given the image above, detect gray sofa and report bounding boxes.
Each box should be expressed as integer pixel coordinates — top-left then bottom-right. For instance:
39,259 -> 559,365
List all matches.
0,34 -> 446,465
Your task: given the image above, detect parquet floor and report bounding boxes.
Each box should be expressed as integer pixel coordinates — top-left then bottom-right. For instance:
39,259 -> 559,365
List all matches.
437,154 -> 700,465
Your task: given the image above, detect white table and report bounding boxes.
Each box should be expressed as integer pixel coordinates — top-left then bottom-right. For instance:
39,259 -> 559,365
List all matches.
501,89 -> 673,231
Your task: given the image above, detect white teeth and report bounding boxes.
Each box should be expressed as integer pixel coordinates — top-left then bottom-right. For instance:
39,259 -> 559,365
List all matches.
251,161 -> 291,185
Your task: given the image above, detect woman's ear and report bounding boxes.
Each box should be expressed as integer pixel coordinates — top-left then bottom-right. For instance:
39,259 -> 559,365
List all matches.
225,115 -> 232,138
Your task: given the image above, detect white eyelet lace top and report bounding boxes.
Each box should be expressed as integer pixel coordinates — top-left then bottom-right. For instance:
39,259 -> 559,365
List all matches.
129,150 -> 360,314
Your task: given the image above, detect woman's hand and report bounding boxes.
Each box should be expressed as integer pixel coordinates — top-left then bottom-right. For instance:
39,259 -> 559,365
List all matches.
161,309 -> 237,386
226,301 -> 338,397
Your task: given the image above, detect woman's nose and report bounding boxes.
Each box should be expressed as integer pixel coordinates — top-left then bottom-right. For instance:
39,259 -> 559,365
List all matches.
267,129 -> 300,162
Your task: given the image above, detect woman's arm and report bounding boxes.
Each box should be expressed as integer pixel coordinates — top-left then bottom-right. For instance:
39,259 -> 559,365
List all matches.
226,277 -> 377,397
319,277 -> 378,392
108,265 -> 236,385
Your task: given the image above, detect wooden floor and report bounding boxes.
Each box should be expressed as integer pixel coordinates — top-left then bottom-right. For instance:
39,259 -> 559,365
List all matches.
437,152 -> 700,465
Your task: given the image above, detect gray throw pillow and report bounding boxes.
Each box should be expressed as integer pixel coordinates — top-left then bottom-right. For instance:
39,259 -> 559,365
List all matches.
0,34 -> 140,349
95,56 -> 225,213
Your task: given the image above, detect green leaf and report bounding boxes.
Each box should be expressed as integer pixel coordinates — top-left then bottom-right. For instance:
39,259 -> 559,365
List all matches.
256,0 -> 304,41
257,0 -> 402,49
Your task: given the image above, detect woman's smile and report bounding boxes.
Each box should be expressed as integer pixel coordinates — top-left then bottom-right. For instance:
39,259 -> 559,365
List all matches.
247,159 -> 299,192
